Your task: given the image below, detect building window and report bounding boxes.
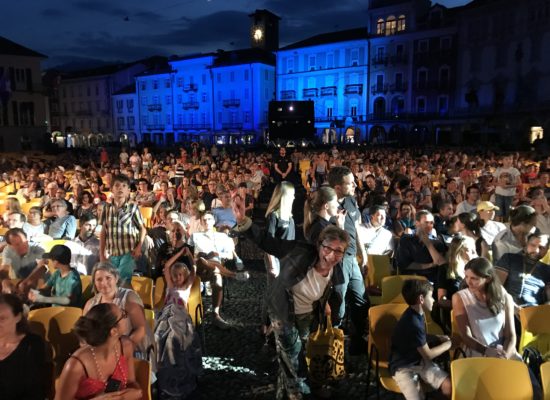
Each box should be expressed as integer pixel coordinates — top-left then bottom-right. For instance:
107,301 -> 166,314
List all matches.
327,53 -> 334,69
165,95 -> 172,105
350,105 -> 357,116
440,37 -> 452,50
244,69 -> 249,80
351,49 -> 359,66
326,107 -> 333,118
265,70 -> 269,80
202,92 -> 207,102
140,82 -> 146,91
417,69 -> 428,89
117,117 -> 124,129
438,96 -> 448,114
309,56 -> 316,71
126,99 -> 134,111
165,79 -> 171,88
116,100 -> 123,113
376,18 -> 385,35
177,77 -> 183,87
418,40 -> 429,53
397,15 -> 406,32
166,114 -> 171,125
386,16 -> 397,35
127,116 -> 135,128
287,58 -> 294,73
416,97 -> 426,113
153,80 -> 158,90
439,66 -> 450,87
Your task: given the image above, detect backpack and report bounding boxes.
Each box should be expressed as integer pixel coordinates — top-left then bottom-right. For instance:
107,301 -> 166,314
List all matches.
155,304 -> 203,399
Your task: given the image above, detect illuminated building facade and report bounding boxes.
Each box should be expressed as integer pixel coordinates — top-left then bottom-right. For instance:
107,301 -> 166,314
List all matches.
0,36 -> 48,151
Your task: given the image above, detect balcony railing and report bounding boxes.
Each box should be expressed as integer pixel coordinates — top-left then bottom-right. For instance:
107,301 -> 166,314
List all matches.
173,123 -> 211,130
223,99 -> 241,108
147,104 -> 162,112
280,90 -> 296,100
303,88 -> 318,98
183,83 -> 198,92
320,86 -> 337,96
345,84 -> 363,95
221,122 -> 243,130
182,101 -> 199,109
389,82 -> 408,93
145,124 -> 165,130
371,84 -> 388,95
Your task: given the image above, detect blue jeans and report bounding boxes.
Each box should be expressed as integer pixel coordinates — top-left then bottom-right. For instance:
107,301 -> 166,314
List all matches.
330,255 -> 369,347
109,253 -> 136,285
494,194 -> 514,219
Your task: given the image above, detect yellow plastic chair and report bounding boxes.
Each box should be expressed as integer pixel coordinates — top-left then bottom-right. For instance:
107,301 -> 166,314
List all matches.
42,239 -> 68,252
80,275 -> 94,303
380,275 -> 443,335
541,361 -> 550,400
139,206 -> 153,228
28,307 -> 83,377
451,358 -> 532,400
134,358 -> 152,400
131,276 -> 154,309
366,303 -> 408,399
144,308 -> 155,330
187,276 -> 203,327
154,276 -> 166,311
365,254 -> 392,305
0,226 -> 8,236
518,304 -> 550,354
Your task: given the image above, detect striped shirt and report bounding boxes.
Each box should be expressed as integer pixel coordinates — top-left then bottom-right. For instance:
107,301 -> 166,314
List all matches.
100,201 -> 145,256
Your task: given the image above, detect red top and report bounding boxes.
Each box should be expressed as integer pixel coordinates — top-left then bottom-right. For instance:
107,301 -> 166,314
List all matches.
72,352 -> 128,399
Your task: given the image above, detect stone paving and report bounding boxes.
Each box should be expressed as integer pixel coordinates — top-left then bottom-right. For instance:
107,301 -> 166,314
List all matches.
194,266 -> 384,400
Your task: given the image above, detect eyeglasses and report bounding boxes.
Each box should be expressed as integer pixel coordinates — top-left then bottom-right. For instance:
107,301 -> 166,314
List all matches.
113,309 -> 128,326
321,244 -> 346,257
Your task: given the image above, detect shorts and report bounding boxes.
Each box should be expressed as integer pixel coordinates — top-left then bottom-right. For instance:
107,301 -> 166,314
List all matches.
393,360 -> 448,400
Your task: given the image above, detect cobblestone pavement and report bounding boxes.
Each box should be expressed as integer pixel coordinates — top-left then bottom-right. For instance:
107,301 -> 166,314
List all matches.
194,265 -> 385,400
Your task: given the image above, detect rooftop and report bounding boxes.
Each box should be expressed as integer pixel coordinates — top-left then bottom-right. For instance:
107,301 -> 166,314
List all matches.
279,27 -> 368,51
0,36 -> 47,58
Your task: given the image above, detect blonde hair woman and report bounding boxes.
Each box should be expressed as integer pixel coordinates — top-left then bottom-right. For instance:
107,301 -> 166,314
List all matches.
261,181 -> 295,336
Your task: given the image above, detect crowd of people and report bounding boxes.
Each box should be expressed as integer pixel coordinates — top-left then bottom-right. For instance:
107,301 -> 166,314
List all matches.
0,143 -> 549,399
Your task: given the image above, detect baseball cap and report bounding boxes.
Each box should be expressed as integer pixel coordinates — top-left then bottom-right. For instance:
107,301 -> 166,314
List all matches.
477,201 -> 500,212
42,244 -> 72,265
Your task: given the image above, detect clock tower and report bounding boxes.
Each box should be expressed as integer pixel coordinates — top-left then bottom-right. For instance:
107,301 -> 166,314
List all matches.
249,9 -> 280,51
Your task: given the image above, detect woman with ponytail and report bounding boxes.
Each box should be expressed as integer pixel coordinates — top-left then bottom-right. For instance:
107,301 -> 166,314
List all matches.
303,186 -> 344,244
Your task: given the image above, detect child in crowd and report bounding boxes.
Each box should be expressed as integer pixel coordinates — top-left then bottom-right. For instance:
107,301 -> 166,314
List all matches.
164,261 -> 195,309
389,279 -> 452,400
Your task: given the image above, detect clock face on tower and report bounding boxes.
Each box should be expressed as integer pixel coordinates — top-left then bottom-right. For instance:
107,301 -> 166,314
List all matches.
253,27 -> 263,41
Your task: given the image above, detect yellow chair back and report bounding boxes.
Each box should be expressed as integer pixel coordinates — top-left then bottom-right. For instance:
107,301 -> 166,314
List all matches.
134,358 -> 152,400
187,277 -> 203,327
451,358 -> 532,400
139,206 -> 153,228
80,275 -> 94,303
154,276 -> 166,310
380,275 -> 427,304
541,361 -> 550,400
28,307 -> 83,377
518,304 -> 550,354
131,276 -> 154,309
42,239 -> 68,252
144,308 -> 155,330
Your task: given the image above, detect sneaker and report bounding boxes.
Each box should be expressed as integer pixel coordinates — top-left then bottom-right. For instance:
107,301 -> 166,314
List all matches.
213,315 -> 231,330
235,271 -> 250,281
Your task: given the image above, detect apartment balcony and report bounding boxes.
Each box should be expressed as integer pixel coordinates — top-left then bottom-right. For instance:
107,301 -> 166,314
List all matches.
223,99 -> 241,108
147,104 -> 162,112
145,124 -> 165,130
173,123 -> 211,130
183,83 -> 198,92
320,86 -> 337,96
371,84 -> 389,95
182,101 -> 199,110
389,82 -> 409,93
221,122 -> 243,130
345,84 -> 363,95
303,88 -> 318,98
280,90 -> 296,100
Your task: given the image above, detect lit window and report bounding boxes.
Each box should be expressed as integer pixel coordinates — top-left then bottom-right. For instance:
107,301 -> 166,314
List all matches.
386,16 -> 397,36
376,18 -> 385,35
397,15 -> 406,32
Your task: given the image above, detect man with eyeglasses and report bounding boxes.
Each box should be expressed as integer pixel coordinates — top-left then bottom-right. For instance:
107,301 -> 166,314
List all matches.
232,195 -> 349,399
46,200 -> 77,240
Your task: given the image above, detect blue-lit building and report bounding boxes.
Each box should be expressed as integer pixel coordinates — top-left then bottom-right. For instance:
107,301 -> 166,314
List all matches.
276,29 -> 369,144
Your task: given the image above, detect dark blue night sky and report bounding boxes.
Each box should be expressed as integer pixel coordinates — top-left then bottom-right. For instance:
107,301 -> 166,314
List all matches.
2,0 -> 470,68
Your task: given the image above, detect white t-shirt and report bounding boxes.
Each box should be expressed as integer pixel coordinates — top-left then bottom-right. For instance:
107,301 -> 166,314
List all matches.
494,166 -> 520,197
292,267 -> 333,315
